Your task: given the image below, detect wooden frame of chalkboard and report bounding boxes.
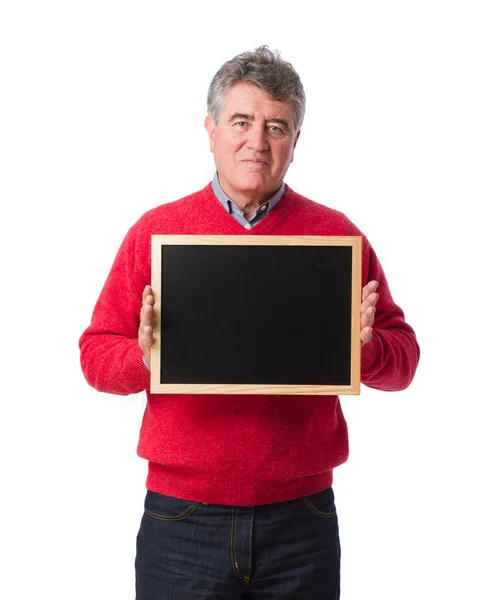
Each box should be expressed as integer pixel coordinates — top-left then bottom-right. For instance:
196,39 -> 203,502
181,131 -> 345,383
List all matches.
150,235 -> 362,395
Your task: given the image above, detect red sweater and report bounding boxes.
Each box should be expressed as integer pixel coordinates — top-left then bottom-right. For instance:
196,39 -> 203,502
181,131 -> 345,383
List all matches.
79,183 -> 419,506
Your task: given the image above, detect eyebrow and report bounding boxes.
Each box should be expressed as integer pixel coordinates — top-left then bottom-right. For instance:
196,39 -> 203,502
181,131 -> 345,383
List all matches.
228,112 -> 253,123
228,113 -> 290,129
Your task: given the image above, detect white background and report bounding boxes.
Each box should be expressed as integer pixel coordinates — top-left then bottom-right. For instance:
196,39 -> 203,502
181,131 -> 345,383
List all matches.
1,1 -> 495,598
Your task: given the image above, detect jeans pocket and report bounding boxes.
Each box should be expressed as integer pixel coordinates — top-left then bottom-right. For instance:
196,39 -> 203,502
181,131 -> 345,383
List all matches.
301,487 -> 337,518
143,490 -> 198,521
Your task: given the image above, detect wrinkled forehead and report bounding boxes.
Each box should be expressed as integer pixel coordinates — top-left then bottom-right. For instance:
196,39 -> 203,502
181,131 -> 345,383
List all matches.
220,82 -> 296,124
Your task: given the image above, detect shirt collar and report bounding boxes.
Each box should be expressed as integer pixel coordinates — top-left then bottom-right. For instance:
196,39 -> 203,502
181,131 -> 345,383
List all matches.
211,172 -> 286,218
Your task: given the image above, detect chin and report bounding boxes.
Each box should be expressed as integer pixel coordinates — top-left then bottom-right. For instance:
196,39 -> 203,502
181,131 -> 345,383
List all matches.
239,172 -> 272,190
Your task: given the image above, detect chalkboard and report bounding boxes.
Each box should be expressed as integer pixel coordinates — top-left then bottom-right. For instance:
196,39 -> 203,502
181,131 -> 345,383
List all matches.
150,235 -> 362,395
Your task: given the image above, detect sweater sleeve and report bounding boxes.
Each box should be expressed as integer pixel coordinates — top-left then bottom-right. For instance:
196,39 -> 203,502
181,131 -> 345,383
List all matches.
79,225 -> 151,395
359,236 -> 420,391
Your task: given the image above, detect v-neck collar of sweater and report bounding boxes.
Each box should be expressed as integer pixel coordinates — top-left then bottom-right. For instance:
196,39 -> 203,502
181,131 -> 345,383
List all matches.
203,182 -> 291,235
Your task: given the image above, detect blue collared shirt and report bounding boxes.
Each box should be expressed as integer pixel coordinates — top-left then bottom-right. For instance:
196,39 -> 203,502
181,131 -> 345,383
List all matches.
211,172 -> 285,230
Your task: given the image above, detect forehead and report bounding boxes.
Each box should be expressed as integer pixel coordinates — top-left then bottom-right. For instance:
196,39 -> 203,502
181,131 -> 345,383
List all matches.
221,82 -> 295,121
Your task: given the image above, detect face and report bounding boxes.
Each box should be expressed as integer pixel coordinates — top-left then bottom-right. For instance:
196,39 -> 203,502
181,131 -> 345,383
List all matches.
205,82 -> 300,204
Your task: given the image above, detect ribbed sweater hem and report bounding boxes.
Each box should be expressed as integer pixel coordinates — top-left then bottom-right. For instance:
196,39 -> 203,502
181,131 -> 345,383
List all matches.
146,462 -> 334,507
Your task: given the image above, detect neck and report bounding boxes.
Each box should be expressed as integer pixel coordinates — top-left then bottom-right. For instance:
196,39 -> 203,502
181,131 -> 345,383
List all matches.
218,176 -> 279,219
231,196 -> 264,219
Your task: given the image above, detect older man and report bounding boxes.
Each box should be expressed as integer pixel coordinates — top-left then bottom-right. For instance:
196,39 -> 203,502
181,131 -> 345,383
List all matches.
80,46 -> 419,599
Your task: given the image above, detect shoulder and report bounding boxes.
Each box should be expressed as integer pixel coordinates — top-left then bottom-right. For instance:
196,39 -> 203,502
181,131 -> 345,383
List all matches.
129,184 -> 212,236
283,186 -> 363,236
139,185 -> 210,224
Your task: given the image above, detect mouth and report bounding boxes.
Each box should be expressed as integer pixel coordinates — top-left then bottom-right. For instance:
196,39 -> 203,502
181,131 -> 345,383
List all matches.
241,159 -> 269,166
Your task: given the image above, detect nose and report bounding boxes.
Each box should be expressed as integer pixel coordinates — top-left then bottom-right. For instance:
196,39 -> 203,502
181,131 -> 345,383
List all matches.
246,124 -> 269,152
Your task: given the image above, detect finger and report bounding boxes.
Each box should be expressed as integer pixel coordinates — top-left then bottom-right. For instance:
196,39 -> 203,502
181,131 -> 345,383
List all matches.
142,285 -> 152,301
140,282 -> 155,309
361,293 -> 379,316
140,302 -> 154,328
143,292 -> 155,315
141,324 -> 153,344
361,305 -> 376,328
361,313 -> 375,339
139,321 -> 154,353
361,326 -> 373,346
362,280 -> 379,302
140,287 -> 155,364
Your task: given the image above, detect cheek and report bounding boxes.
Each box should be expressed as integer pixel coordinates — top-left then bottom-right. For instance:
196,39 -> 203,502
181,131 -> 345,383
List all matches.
219,140 -> 243,160
275,145 -> 295,167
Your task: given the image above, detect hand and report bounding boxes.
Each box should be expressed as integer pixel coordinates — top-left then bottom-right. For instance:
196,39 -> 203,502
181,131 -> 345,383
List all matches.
139,285 -> 155,366
361,280 -> 379,346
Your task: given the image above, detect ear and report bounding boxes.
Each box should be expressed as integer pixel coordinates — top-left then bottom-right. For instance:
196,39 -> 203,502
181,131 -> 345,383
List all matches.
204,115 -> 216,153
290,130 -> 301,163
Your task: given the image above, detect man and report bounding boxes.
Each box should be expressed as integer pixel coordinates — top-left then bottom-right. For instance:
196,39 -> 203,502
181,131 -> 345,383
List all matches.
80,46 -> 419,599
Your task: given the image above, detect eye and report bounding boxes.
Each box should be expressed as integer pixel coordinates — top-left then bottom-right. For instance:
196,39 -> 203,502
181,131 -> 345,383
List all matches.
234,121 -> 248,129
267,125 -> 285,138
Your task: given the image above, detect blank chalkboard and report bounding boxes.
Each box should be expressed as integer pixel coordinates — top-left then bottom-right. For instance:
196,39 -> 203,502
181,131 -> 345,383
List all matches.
150,235 -> 362,395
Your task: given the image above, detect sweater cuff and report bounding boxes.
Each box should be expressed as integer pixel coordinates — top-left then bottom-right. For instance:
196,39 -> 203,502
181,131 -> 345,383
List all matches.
120,342 -> 151,393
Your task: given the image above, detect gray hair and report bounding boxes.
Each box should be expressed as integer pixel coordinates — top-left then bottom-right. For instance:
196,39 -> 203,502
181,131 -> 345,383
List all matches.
207,45 -> 306,131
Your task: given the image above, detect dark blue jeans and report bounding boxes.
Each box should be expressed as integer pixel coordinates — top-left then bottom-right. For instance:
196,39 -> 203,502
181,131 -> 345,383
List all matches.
135,487 -> 340,599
